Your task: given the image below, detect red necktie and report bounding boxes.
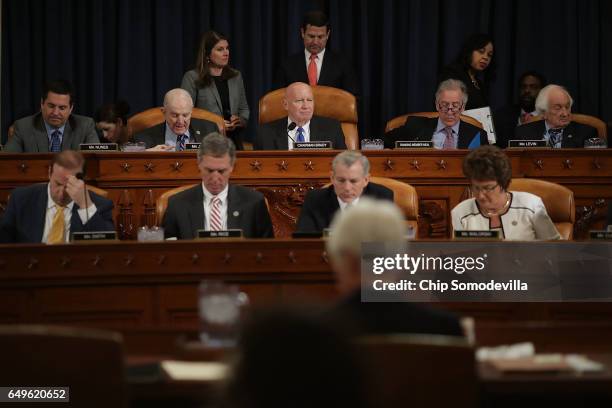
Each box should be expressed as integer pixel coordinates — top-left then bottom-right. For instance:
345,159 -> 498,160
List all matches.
308,54 -> 318,86
209,196 -> 222,231
443,127 -> 454,149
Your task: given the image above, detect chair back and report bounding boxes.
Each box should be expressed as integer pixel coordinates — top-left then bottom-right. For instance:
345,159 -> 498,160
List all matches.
525,113 -> 607,140
356,334 -> 477,408
385,112 -> 483,133
508,178 -> 575,239
156,184 -> 198,225
370,177 -> 419,235
127,107 -> 225,138
0,325 -> 127,407
259,86 -> 359,149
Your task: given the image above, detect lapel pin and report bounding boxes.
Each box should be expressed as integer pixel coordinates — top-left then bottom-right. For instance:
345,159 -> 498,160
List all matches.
512,221 -> 517,226
233,211 -> 240,217
196,130 -> 201,135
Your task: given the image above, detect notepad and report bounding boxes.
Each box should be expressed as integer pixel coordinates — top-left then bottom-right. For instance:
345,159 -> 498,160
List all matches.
160,360 -> 229,381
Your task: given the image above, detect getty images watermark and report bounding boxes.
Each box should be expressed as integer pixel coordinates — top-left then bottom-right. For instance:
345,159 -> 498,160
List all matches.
361,241 -> 612,302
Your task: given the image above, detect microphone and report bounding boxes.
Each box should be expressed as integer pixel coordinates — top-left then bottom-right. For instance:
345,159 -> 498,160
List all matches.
75,172 -> 89,224
287,122 -> 297,146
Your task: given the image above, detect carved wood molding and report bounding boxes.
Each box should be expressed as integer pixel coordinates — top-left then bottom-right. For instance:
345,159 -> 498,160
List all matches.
575,198 -> 608,237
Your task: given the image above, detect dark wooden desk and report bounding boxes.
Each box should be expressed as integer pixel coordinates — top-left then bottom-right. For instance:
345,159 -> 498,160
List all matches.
1,149 -> 610,238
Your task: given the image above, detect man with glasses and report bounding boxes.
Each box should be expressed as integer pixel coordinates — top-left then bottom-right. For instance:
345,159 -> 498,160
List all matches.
385,79 -> 488,149
162,133 -> 273,239
514,84 -> 599,148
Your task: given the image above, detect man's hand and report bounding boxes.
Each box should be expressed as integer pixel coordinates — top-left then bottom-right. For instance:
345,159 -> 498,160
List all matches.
147,144 -> 174,151
65,175 -> 92,209
224,115 -> 243,132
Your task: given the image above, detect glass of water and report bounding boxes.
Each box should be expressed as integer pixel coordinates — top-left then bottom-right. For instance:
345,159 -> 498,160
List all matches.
198,281 -> 249,347
584,138 -> 607,148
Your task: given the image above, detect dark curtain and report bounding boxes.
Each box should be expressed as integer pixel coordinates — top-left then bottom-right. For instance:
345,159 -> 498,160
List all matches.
2,0 -> 610,144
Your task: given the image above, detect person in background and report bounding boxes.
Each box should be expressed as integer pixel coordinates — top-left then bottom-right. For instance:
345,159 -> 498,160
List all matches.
452,145 -> 560,240
514,84 -> 599,148
0,150 -> 114,243
5,80 -> 99,153
439,33 -> 495,110
94,100 -> 131,146
385,79 -> 487,149
494,71 -> 547,148
181,30 -> 249,150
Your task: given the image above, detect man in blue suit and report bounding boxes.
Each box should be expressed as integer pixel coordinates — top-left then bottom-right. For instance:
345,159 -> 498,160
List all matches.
0,150 -> 114,243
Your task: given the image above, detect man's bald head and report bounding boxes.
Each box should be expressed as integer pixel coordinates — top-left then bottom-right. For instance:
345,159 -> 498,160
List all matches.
282,82 -> 314,126
162,88 -> 194,135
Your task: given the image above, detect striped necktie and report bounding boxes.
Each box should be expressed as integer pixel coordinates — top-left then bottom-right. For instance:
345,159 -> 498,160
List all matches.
443,127 -> 454,149
209,196 -> 223,231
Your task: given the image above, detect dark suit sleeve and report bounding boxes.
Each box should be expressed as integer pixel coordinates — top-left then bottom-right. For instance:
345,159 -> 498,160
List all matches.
255,196 -> 274,238
332,121 -> 346,149
295,191 -> 321,233
82,117 -> 101,144
76,194 -> 115,232
4,121 -> 26,152
162,196 -> 181,239
384,118 -> 416,148
254,123 -> 271,150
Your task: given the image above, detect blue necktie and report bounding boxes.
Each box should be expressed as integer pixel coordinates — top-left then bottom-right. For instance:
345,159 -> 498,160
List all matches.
176,134 -> 188,151
50,130 -> 61,152
548,128 -> 562,148
296,127 -> 305,143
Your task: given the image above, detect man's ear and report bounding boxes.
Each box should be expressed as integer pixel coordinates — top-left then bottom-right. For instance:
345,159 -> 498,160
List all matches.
282,98 -> 288,111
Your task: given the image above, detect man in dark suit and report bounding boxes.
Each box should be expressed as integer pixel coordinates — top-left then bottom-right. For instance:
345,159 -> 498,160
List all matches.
275,11 -> 358,96
5,80 -> 99,153
296,151 -> 393,233
163,133 -> 273,239
325,198 -> 464,336
515,84 -> 599,147
385,79 -> 488,149
0,151 -> 114,243
494,71 -> 546,148
134,88 -> 218,150
255,82 -> 346,150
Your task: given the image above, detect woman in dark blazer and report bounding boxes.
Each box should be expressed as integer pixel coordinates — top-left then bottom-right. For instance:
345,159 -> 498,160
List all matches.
181,31 -> 249,149
439,33 -> 495,110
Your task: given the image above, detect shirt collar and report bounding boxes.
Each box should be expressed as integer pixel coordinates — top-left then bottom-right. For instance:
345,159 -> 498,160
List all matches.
202,183 -> 229,203
47,183 -> 74,211
435,118 -> 460,134
44,121 -> 66,136
544,121 -> 565,133
337,196 -> 359,211
164,124 -> 191,146
305,48 -> 326,60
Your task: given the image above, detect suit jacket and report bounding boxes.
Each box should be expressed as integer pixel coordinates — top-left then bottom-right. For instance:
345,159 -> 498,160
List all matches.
275,49 -> 359,96
493,104 -> 522,148
181,70 -> 250,123
133,118 -> 218,149
514,120 -> 598,148
0,183 -> 115,243
384,116 -> 488,149
255,116 -> 346,150
162,184 -> 274,239
5,113 -> 99,153
327,290 -> 464,337
295,183 -> 394,233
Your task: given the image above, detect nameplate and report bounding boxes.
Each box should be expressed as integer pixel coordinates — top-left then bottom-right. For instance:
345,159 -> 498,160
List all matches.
507,140 -> 547,148
292,231 -> 323,238
197,229 -> 243,239
589,230 -> 612,240
454,230 -> 501,240
72,231 -> 118,241
395,141 -> 433,149
185,143 -> 201,150
294,141 -> 332,149
79,143 -> 119,151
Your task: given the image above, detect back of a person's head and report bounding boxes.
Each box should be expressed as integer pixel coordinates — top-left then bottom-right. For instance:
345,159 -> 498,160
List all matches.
222,308 -> 369,408
94,100 -> 130,125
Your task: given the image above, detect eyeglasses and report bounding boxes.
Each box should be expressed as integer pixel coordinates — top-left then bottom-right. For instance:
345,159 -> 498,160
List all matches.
437,102 -> 464,113
471,183 -> 499,194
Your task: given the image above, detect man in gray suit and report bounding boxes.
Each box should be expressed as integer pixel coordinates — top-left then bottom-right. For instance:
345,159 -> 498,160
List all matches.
5,80 -> 99,153
163,132 -> 274,239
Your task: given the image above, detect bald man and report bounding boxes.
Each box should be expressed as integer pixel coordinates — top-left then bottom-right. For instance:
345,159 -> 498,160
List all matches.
514,84 -> 599,148
254,82 -> 346,150
134,88 -> 219,151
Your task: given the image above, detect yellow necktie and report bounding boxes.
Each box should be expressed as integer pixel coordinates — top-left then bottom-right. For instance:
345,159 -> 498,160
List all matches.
47,204 -> 65,244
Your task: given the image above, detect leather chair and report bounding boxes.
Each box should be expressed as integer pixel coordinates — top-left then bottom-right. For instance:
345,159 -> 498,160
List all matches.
356,334 -> 477,408
127,107 -> 225,139
525,113 -> 607,141
87,185 -> 109,198
0,325 -> 127,407
156,184 -> 197,226
508,178 -> 575,240
259,86 -> 359,149
385,112 -> 484,133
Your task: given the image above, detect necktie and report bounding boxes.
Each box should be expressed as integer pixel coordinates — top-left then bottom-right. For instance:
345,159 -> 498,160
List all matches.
47,204 -> 65,244
442,127 -> 454,149
209,196 -> 223,231
50,130 -> 61,152
296,127 -> 305,143
308,54 -> 318,86
520,112 -> 533,124
548,128 -> 563,148
176,134 -> 188,151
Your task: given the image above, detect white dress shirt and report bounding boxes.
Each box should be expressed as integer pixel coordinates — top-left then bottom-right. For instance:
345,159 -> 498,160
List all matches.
202,184 -> 229,230
287,118 -> 312,150
337,196 -> 360,211
304,48 -> 326,82
42,184 -> 98,243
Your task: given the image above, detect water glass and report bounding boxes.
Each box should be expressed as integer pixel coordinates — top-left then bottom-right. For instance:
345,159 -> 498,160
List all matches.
137,226 -> 165,241
584,138 -> 607,148
198,281 -> 249,347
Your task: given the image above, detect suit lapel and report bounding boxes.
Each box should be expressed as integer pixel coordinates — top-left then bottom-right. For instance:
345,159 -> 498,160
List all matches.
208,84 -> 223,113
190,125 -> 202,142
561,122 -> 576,147
325,186 -> 340,226
33,184 -> 49,242
309,117 -> 321,141
187,186 -> 205,235
226,185 -> 241,230
227,76 -> 237,113
318,51 -> 333,85
457,122 -> 478,148
274,120 -> 289,149
34,115 -> 50,152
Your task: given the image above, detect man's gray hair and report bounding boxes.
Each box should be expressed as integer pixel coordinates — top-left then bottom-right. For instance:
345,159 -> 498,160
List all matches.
163,88 -> 194,108
326,198 -> 406,259
535,84 -> 573,115
435,79 -> 469,106
331,150 -> 370,176
197,132 -> 236,164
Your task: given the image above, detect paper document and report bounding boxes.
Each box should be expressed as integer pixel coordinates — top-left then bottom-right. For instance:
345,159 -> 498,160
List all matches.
463,107 -> 496,144
161,360 -> 229,381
